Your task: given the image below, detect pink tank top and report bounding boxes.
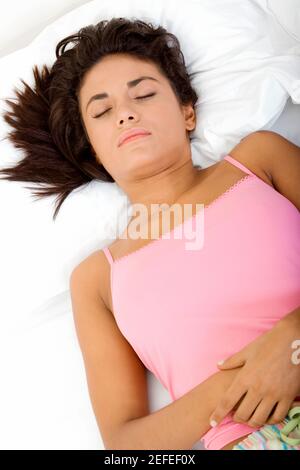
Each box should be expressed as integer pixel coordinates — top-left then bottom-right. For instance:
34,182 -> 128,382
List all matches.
102,154 -> 300,450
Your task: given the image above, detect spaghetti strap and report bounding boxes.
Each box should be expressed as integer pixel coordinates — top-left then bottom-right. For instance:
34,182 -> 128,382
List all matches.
102,246 -> 114,266
224,154 -> 257,177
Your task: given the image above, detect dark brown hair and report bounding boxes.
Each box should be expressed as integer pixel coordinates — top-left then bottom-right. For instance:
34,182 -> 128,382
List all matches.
0,17 -> 198,220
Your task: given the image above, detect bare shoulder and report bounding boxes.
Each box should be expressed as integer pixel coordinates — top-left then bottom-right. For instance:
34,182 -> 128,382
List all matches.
228,131 -> 275,187
70,248 -> 112,311
235,130 -> 300,210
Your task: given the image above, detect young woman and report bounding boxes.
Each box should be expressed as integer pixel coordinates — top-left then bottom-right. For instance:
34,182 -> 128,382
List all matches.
1,18 -> 299,450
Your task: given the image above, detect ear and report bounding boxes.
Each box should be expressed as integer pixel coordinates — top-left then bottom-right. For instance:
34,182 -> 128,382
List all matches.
183,102 -> 196,132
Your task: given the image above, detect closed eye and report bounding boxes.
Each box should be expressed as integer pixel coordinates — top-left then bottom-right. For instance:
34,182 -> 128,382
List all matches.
92,93 -> 156,119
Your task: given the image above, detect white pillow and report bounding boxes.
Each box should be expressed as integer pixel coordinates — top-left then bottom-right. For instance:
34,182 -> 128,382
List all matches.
0,0 -> 92,58
1,0 -> 300,164
0,0 -> 300,450
266,0 -> 300,42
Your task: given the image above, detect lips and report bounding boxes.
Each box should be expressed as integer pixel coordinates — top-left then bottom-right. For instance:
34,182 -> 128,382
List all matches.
122,134 -> 150,146
118,128 -> 151,147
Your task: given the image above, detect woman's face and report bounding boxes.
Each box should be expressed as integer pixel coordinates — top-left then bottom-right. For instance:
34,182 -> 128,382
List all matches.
78,53 -> 196,183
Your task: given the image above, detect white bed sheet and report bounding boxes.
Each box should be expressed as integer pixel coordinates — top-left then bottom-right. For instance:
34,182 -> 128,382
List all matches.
0,0 -> 299,450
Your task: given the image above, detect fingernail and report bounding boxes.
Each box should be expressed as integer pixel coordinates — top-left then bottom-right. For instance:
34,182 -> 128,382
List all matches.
210,419 -> 218,428
217,360 -> 224,366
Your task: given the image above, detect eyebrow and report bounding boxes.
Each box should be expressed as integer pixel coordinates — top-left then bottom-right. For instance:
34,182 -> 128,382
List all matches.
85,76 -> 159,112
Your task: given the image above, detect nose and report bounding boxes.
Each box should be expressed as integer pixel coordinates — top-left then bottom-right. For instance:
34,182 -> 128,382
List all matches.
118,112 -> 137,126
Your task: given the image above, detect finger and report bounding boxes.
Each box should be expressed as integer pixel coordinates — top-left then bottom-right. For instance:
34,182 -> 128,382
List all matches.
232,390 -> 262,424
266,399 -> 295,425
217,351 -> 246,370
209,384 -> 247,427
246,397 -> 278,428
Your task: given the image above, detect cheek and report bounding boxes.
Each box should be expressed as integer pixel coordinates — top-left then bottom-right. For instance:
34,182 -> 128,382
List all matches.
89,129 -> 116,166
88,125 -> 105,150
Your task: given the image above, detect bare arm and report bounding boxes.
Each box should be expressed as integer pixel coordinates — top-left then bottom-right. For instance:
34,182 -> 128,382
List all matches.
110,367 -> 239,450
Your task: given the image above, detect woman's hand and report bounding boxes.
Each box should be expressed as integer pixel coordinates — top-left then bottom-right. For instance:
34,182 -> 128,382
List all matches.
209,309 -> 300,429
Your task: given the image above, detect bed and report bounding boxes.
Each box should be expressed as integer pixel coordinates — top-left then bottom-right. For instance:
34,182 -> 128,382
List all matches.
0,0 -> 299,450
